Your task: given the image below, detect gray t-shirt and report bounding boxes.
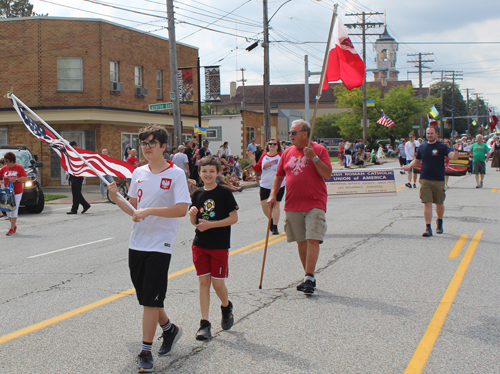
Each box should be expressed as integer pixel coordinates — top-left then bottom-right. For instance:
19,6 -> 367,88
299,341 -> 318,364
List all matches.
172,152 -> 188,174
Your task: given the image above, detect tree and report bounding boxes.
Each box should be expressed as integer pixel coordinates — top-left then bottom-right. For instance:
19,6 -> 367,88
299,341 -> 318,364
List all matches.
220,107 -> 240,115
201,102 -> 213,115
312,113 -> 342,139
0,0 -> 46,17
430,81 -> 467,137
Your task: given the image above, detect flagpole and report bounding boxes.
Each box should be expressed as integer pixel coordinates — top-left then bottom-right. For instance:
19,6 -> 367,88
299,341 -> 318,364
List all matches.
308,3 -> 338,148
9,93 -> 135,212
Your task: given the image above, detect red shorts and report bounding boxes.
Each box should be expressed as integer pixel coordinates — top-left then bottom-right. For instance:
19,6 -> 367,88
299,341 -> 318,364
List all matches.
192,245 -> 229,279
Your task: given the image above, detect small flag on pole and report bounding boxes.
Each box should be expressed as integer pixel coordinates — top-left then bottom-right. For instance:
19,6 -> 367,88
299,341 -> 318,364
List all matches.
322,17 -> 365,91
429,105 -> 439,118
366,100 -> 375,107
376,111 -> 394,128
472,120 -> 477,126
194,124 -> 207,135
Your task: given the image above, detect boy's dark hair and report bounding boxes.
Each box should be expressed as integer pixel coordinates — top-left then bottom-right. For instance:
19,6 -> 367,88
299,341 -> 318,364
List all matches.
3,152 -> 16,163
139,124 -> 169,146
198,155 -> 221,173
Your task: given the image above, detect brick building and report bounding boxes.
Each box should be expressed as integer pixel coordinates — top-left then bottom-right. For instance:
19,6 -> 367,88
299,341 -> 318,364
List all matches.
0,17 -> 203,186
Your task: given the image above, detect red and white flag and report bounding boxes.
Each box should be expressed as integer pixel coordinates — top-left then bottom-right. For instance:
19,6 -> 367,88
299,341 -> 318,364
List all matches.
12,99 -> 136,178
322,17 -> 365,91
489,108 -> 499,132
376,111 -> 394,128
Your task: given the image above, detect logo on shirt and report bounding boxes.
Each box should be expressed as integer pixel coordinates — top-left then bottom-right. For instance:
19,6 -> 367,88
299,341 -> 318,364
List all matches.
201,199 -> 216,218
160,178 -> 172,190
432,149 -> 438,156
288,156 -> 306,175
137,180 -> 144,183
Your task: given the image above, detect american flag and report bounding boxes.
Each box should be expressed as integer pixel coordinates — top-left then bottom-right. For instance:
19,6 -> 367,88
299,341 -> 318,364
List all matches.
12,99 -> 135,178
376,111 -> 394,128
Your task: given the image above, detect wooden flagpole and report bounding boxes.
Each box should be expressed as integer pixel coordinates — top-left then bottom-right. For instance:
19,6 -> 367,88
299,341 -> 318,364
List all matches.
259,210 -> 274,289
8,93 -> 135,212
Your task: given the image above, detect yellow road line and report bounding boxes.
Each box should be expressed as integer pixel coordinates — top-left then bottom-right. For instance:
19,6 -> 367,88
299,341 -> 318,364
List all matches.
492,187 -> 498,193
0,234 -> 285,346
243,235 -> 288,254
404,230 -> 483,374
447,234 -> 468,259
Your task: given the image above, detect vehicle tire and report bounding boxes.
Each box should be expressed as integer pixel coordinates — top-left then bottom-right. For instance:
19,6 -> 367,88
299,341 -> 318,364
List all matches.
26,189 -> 45,213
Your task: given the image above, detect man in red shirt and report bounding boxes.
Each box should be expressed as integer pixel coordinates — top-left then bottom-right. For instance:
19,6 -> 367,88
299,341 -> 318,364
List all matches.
268,119 -> 332,294
127,148 -> 140,168
0,152 -> 29,235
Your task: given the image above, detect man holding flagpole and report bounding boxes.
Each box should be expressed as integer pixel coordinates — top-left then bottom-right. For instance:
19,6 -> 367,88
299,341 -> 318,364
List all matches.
267,119 -> 332,294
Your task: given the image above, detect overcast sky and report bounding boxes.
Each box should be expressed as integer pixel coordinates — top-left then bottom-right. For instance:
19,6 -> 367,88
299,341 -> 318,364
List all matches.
31,0 -> 500,110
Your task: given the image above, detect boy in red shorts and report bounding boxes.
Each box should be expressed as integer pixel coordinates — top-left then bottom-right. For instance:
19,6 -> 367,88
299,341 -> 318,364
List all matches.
189,156 -> 239,340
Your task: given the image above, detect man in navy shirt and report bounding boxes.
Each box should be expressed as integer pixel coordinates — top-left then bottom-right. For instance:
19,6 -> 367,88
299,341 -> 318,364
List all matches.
404,126 -> 459,237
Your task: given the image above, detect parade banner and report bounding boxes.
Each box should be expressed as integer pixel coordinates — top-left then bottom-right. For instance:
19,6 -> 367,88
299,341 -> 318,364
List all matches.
204,66 -> 221,102
326,169 -> 396,197
177,68 -> 194,103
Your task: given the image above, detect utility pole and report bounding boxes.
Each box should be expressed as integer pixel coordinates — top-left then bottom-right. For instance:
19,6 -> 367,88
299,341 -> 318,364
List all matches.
166,0 -> 182,147
345,12 -> 384,143
263,0 -> 271,143
466,88 -> 470,135
304,54 -> 321,123
444,70 -> 463,137
440,71 -> 444,137
407,52 -> 433,136
238,68 -> 247,110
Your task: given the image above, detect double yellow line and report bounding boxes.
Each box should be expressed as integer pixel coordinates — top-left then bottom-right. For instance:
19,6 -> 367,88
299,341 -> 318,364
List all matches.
404,230 -> 484,374
491,187 -> 500,193
0,233 -> 287,346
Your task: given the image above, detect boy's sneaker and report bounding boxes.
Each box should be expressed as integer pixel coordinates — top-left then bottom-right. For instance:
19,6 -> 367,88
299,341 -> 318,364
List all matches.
296,279 -> 316,292
302,279 -> 316,294
196,319 -> 212,341
405,182 -> 412,188
413,183 -> 417,188
137,351 -> 154,373
436,219 -> 443,234
221,301 -> 234,330
271,225 -> 279,235
158,324 -> 182,356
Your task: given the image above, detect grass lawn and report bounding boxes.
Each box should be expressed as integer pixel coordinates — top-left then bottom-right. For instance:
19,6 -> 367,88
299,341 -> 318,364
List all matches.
330,156 -> 339,163
44,194 -> 67,201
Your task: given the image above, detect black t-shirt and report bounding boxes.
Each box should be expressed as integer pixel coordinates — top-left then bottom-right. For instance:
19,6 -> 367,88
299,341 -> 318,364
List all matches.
199,147 -> 211,159
255,150 -> 263,163
185,147 -> 194,167
190,185 -> 239,249
416,141 -> 452,181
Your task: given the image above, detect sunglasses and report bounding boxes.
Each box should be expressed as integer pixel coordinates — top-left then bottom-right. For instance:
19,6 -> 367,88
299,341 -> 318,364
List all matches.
268,142 -> 278,146
288,130 -> 306,136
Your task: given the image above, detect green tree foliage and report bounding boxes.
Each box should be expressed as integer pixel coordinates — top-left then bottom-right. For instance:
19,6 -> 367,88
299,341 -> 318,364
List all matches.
220,107 -> 240,115
0,0 -> 45,17
430,81 -> 467,136
201,102 -> 213,115
312,113 -> 342,139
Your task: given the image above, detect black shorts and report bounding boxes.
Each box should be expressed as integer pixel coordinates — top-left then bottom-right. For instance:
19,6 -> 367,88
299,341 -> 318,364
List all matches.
129,249 -> 171,308
260,186 -> 285,202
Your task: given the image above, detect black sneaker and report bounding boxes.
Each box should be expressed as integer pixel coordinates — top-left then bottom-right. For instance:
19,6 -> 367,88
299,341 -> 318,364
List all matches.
196,320 -> 212,341
271,225 -> 279,235
158,324 -> 183,356
413,183 -> 417,188
137,350 -> 154,373
405,182 -> 412,188
422,227 -> 433,237
296,279 -> 316,291
302,279 -> 315,294
221,301 -> 234,330
436,219 -> 443,234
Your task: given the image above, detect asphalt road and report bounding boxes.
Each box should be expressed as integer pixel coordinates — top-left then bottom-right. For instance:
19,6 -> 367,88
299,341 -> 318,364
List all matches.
1,161 -> 499,374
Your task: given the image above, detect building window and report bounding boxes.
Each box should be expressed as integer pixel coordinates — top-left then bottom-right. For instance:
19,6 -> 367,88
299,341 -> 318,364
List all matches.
246,127 -> 255,145
121,133 -> 140,161
157,70 -> 162,100
135,66 -> 143,87
0,128 -> 7,145
206,128 -> 218,139
181,133 -> 192,144
110,61 -> 119,82
57,57 -> 83,91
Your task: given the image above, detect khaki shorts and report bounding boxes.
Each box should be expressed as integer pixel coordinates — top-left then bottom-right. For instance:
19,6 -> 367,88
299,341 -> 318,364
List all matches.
284,208 -> 327,243
419,179 -> 446,205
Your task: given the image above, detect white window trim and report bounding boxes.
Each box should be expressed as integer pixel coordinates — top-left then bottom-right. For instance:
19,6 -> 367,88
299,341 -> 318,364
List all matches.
0,128 -> 7,145
135,66 -> 143,87
110,61 -> 119,83
156,70 -> 162,100
57,57 -> 83,92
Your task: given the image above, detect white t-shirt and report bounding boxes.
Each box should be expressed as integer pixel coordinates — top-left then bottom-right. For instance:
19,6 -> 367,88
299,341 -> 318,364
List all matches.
127,162 -> 191,254
405,141 -> 417,161
172,152 -> 188,174
217,146 -> 231,157
257,153 -> 286,190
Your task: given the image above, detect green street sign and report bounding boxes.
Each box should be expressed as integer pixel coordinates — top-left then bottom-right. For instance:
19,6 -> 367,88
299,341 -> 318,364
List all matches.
170,92 -> 175,100
149,102 -> 173,111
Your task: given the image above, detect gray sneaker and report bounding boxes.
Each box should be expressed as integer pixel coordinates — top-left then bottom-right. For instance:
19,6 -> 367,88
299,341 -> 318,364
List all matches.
196,320 -> 212,340
158,324 -> 182,356
137,351 -> 154,373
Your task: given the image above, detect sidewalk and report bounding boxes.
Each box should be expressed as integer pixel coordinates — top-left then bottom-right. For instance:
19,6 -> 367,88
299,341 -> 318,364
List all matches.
43,158 -> 400,204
